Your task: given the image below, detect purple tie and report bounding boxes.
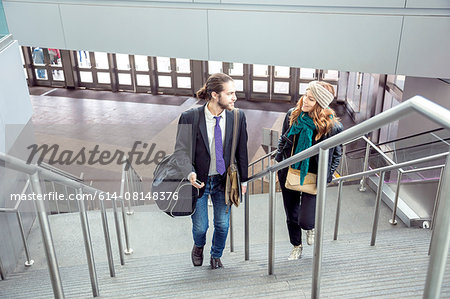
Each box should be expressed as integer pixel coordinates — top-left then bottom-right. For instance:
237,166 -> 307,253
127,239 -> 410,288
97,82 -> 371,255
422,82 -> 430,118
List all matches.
214,116 -> 226,175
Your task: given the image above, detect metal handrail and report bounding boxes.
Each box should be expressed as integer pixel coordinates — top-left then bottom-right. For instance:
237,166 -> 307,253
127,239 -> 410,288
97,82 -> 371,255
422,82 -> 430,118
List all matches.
331,153 -> 447,183
248,150 -> 276,167
0,153 -> 127,298
340,132 -> 447,191
343,127 -> 445,155
242,96 -> 450,299
0,178 -> 35,268
247,150 -> 276,194
341,132 -> 446,225
76,173 -> 99,297
401,164 -> 444,174
0,179 -> 31,212
389,164 -> 445,227
40,162 -> 83,182
331,152 -> 447,240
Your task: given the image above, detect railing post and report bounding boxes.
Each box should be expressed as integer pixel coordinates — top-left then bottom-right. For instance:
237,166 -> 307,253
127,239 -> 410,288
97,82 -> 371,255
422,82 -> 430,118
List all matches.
244,190 -> 250,261
371,171 -> 385,246
30,172 -> 65,299
261,159 -> 265,194
229,206 -> 234,252
63,186 -> 72,213
339,144 -> 348,176
120,199 -> 133,255
430,166 -> 444,231
389,171 -> 402,225
333,180 -> 344,241
312,148 -> 329,299
99,196 -> 115,277
251,164 -> 255,194
76,188 -> 99,297
424,153 -> 450,298
359,142 -> 370,192
132,173 -> 139,207
268,170 -> 276,275
0,256 -> 5,280
125,170 -> 134,215
112,196 -> 125,265
16,211 -> 34,267
51,182 -> 60,214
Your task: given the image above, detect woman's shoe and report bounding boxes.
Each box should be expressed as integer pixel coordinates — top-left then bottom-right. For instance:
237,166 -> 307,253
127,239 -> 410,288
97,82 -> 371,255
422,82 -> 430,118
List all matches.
288,245 -> 303,260
306,229 -> 315,245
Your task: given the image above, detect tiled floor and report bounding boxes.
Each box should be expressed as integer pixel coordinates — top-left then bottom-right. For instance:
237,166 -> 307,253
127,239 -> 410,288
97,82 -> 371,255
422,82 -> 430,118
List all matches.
28,86 -> 311,192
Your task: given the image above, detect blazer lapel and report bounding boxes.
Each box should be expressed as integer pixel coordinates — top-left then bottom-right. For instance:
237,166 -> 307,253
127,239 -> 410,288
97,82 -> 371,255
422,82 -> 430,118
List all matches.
198,104 -> 210,155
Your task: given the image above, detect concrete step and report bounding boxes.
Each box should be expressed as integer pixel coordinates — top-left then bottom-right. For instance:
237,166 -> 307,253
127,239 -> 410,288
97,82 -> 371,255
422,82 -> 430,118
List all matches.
1,228 -> 449,298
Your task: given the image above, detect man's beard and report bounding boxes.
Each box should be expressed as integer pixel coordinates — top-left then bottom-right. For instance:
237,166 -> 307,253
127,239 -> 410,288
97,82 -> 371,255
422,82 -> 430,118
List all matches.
217,95 -> 232,110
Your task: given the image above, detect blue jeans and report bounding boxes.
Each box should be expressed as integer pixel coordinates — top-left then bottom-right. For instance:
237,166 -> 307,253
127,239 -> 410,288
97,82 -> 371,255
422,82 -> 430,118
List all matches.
191,176 -> 229,258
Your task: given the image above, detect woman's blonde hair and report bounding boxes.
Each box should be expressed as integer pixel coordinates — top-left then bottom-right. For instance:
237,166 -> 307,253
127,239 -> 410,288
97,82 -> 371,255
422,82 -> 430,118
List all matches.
289,81 -> 339,141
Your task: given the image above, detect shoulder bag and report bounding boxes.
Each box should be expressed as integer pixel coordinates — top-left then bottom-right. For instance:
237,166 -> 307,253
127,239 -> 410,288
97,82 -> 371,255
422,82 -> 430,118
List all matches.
284,135 -> 317,195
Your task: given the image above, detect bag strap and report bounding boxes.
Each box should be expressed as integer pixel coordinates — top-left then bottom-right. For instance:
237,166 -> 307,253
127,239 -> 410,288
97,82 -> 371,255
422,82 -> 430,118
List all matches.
288,134 -> 297,171
192,107 -> 200,164
230,108 -> 240,165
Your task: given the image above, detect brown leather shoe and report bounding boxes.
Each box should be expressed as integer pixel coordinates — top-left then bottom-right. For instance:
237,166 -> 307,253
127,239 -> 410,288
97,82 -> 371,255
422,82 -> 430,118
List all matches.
210,257 -> 223,269
191,245 -> 204,266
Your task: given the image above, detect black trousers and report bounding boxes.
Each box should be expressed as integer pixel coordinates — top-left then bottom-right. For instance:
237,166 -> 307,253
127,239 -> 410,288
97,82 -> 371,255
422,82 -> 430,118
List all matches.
278,169 -> 316,246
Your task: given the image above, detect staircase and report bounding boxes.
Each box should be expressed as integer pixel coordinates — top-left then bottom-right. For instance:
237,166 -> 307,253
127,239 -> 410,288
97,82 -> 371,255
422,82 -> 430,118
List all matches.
1,188 -> 449,298
1,228 -> 449,298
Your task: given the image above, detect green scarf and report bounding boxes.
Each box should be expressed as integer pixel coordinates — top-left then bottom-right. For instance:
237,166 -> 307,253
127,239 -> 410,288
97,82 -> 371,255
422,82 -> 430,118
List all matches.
287,112 -> 316,185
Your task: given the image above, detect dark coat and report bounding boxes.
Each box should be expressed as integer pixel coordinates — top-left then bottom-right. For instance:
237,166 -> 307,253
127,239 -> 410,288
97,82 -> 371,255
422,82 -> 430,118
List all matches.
174,104 -> 249,198
275,108 -> 343,184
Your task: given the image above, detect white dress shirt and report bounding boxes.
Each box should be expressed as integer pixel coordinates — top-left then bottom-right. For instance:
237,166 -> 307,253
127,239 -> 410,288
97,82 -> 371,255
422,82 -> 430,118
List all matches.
204,105 -> 226,176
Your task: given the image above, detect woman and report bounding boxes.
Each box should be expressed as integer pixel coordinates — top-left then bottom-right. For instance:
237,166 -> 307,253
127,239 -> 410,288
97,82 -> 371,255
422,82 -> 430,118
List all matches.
275,81 -> 343,260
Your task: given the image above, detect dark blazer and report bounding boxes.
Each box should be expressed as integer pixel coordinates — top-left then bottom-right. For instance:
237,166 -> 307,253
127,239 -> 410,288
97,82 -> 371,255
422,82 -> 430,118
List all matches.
275,108 -> 343,184
174,104 -> 249,198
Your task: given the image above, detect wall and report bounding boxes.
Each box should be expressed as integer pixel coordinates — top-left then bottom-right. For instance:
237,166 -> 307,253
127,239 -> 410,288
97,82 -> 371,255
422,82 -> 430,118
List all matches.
3,0 -> 450,78
397,77 -> 450,138
0,36 -> 33,153
0,35 -> 35,276
0,0 -> 9,35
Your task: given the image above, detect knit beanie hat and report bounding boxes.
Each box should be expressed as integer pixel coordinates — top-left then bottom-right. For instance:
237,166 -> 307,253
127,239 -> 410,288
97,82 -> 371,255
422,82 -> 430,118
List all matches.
307,81 -> 334,108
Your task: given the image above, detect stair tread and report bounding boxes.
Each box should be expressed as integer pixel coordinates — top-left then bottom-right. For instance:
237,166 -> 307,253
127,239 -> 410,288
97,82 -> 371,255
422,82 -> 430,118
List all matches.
1,228 -> 449,298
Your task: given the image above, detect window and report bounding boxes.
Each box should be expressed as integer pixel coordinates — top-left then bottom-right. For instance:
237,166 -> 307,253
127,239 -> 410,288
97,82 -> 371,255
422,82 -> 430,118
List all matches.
157,57 -> 171,72
253,64 -> 268,77
94,52 -> 109,69
116,54 -> 130,70
300,68 -> 316,79
229,63 -> 243,76
208,61 -> 222,74
135,55 -> 149,71
394,75 -> 405,91
176,58 -> 190,73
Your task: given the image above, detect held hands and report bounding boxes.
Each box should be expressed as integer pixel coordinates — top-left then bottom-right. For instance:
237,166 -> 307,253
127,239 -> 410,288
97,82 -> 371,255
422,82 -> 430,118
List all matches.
189,172 -> 205,189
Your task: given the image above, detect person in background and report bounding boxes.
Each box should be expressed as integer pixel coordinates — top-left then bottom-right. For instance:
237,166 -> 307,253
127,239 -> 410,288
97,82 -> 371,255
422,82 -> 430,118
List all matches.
275,81 -> 343,260
32,47 -> 45,79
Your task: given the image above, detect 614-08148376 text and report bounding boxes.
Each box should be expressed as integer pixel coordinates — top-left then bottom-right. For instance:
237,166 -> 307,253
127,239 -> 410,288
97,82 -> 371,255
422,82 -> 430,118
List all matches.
98,191 -> 179,201
9,191 -> 178,202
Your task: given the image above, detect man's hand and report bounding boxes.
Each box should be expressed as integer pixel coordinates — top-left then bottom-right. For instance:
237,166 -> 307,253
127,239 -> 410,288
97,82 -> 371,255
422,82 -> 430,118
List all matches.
241,183 -> 247,195
189,172 -> 205,189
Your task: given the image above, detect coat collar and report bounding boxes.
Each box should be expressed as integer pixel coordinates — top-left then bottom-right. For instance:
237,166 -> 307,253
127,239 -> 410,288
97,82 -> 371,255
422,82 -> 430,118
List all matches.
198,104 -> 210,155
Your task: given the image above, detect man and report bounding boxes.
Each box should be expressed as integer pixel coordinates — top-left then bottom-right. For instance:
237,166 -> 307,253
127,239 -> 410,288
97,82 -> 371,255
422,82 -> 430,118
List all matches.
174,73 -> 248,269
